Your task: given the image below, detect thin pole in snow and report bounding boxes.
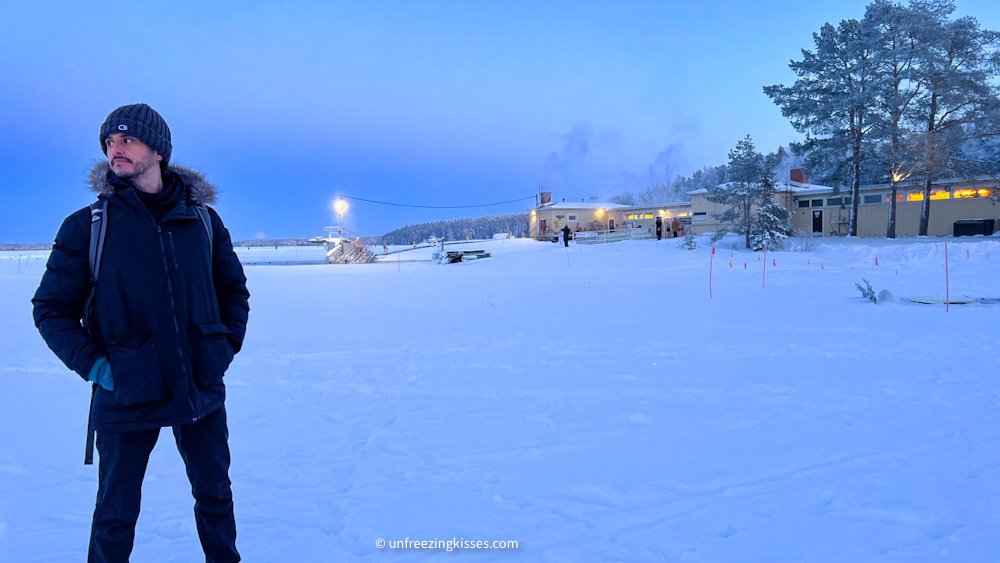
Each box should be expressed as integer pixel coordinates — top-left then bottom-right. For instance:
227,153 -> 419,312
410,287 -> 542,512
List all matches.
709,246 -> 715,298
945,242 -> 950,313
762,243 -> 768,288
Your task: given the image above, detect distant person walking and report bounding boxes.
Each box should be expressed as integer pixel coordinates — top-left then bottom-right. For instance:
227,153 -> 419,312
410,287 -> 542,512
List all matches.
561,225 -> 572,247
671,217 -> 681,238
655,216 -> 663,240
32,103 -> 249,562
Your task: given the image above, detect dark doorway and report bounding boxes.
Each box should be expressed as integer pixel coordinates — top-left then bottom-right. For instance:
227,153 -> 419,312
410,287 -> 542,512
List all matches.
812,210 -> 823,234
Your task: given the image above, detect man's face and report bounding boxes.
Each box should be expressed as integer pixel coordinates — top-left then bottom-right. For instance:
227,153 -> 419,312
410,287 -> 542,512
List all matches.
104,133 -> 162,178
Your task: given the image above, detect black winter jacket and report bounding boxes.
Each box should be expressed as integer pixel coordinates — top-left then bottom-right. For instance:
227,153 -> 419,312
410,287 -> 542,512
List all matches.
32,162 -> 250,431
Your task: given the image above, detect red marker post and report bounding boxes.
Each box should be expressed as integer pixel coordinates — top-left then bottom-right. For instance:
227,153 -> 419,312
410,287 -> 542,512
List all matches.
709,246 -> 716,298
762,243 -> 769,288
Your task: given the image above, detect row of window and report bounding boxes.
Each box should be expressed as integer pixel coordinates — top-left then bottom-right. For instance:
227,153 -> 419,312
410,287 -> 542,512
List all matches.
555,211 -> 693,221
798,188 -> 994,208
798,196 -> 855,208
625,212 -> 691,219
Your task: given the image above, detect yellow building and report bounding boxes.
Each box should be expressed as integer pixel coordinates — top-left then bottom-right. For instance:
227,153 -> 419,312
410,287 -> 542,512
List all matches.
529,201 -> 692,240
687,181 -> 806,235
787,178 -> 999,237
688,177 -> 999,237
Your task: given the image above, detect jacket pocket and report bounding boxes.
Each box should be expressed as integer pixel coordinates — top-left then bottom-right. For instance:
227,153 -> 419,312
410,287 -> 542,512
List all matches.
192,322 -> 235,388
107,336 -> 168,406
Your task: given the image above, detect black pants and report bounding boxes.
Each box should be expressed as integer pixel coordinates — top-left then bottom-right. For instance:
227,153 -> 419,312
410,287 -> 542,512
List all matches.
89,406 -> 239,563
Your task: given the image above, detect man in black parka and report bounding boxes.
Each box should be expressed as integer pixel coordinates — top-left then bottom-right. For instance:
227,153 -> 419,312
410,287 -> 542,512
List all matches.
32,103 -> 249,562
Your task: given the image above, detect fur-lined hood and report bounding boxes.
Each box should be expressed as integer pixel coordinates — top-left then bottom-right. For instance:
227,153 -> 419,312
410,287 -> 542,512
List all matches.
87,161 -> 218,206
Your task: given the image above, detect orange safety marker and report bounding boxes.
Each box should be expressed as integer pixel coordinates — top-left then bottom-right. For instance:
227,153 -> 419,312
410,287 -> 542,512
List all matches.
762,243 -> 769,288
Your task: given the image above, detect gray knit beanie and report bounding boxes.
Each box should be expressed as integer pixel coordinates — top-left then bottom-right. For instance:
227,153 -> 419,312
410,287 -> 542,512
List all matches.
99,103 -> 172,164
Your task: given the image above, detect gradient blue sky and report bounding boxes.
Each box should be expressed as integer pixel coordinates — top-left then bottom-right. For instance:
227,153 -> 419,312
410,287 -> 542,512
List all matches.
2,0 -> 998,242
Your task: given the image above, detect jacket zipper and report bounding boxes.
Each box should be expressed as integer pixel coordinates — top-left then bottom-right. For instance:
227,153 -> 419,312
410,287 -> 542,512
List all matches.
147,208 -> 200,418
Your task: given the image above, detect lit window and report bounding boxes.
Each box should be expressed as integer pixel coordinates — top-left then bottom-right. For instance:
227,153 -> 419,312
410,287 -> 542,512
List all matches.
905,190 -> 949,202
954,188 -> 995,198
643,213 -> 653,219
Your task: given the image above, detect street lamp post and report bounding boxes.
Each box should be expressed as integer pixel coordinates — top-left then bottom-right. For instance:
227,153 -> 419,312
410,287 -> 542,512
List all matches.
334,197 -> 348,237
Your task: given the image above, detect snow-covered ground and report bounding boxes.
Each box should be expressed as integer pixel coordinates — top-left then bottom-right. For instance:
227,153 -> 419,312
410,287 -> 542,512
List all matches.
1,234 -> 999,562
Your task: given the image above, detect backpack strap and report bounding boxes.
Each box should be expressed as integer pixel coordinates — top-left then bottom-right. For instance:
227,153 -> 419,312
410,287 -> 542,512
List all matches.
195,205 -> 214,261
84,201 -> 105,466
88,200 -> 108,284
84,384 -> 96,465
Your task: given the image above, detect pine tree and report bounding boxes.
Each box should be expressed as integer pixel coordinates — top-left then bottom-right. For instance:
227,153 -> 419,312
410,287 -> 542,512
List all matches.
865,0 -> 927,238
765,19 -> 878,236
749,177 -> 792,250
683,230 -> 697,250
768,0 -> 1000,238
706,136 -> 790,250
909,6 -> 1000,235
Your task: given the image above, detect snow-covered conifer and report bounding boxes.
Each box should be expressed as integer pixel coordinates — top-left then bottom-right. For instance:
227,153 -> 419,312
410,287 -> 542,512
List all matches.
707,136 -> 790,250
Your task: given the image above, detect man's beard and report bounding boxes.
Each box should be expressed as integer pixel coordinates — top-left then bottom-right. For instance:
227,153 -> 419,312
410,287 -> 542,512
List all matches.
114,151 -> 159,179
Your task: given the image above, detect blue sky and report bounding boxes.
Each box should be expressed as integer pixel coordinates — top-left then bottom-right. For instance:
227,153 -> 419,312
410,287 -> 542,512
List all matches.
2,0 -> 998,242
